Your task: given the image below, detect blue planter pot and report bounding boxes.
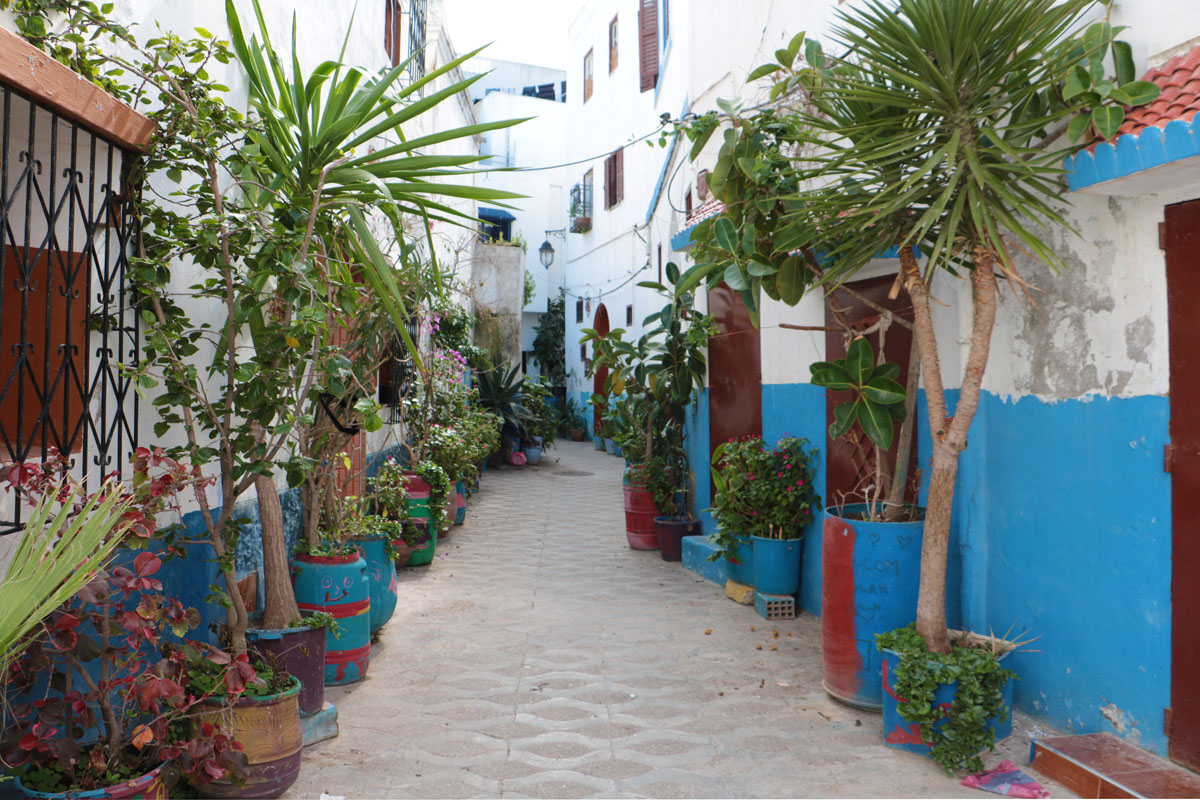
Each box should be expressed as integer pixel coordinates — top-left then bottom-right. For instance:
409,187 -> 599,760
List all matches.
454,480 -> 467,524
881,646 -> 1014,756
351,536 -> 398,636
523,445 -> 543,465
604,437 -> 618,455
594,435 -> 605,450
292,553 -> 371,685
751,536 -> 803,595
725,534 -> 754,586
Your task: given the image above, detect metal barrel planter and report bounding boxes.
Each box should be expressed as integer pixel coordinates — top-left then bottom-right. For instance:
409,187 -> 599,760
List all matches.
14,763 -> 170,799
351,536 -> 398,636
593,435 -> 605,451
195,677 -> 303,799
655,517 -> 699,562
881,647 -> 1014,756
622,468 -> 658,550
454,480 -> 467,525
406,523 -> 438,566
821,504 -> 925,709
292,553 -> 370,686
751,536 -> 803,596
246,619 -> 326,715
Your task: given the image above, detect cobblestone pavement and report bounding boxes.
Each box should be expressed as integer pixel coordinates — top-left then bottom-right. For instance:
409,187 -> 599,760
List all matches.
288,442 -> 1069,799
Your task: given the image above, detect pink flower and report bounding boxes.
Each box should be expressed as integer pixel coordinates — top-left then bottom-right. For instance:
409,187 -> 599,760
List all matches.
787,486 -> 794,492
748,475 -> 756,481
776,472 -> 782,477
785,463 -> 792,470
752,511 -> 758,516
797,480 -> 804,486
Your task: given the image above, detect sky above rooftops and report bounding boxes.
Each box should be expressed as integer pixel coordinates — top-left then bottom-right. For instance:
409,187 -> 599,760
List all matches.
443,0 -> 568,70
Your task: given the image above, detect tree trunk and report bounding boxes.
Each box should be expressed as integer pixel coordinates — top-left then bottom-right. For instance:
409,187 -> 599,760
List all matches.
883,335 -> 921,521
904,247 -> 1000,654
257,473 -> 301,629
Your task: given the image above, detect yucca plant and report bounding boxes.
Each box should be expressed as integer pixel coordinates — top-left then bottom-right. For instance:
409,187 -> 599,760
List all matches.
225,0 -> 526,629
0,484 -> 130,673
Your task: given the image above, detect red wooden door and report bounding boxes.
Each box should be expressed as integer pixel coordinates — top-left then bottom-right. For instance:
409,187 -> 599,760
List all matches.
1166,198 -> 1200,772
708,284 -> 761,469
592,304 -> 610,431
824,275 -> 917,505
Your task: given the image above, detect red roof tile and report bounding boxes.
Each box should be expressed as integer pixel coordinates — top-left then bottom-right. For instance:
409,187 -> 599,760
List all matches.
681,196 -> 725,229
1115,44 -> 1200,138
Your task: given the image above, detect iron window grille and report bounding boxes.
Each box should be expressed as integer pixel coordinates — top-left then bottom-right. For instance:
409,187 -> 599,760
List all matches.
408,0 -> 427,90
0,83 -> 140,536
570,180 -> 592,221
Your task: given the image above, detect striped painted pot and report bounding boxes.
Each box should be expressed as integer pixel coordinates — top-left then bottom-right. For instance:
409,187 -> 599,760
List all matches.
291,552 -> 370,685
195,678 -> 303,799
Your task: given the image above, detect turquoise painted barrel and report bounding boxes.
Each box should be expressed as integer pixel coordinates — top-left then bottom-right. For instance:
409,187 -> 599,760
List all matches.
751,536 -> 803,595
352,536 -> 398,636
292,553 -> 370,685
454,480 -> 467,525
821,504 -> 926,709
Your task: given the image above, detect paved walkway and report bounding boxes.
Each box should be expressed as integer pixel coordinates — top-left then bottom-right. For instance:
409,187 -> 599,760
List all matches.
289,442 -> 1068,799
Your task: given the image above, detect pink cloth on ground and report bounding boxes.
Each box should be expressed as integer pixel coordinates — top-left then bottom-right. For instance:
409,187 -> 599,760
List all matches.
961,759 -> 1050,798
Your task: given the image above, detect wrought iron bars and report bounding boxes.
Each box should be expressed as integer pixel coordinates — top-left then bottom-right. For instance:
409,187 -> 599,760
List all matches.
0,84 -> 139,535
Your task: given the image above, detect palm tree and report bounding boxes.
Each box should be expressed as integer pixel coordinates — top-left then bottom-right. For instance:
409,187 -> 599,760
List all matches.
226,0 -> 526,629
791,0 -> 1132,652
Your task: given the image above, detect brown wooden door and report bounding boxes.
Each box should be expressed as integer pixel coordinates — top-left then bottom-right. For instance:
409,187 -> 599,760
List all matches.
824,275 -> 917,506
1166,198 -> 1200,772
708,283 -> 761,470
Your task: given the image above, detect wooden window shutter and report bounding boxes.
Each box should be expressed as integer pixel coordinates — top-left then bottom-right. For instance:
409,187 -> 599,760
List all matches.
638,0 -> 659,93
615,147 -> 624,205
604,154 -> 614,209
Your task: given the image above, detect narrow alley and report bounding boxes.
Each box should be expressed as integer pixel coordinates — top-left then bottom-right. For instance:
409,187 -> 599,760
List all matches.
290,443 -> 1065,800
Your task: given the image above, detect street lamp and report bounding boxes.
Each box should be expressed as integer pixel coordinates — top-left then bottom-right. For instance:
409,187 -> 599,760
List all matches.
538,239 -> 555,269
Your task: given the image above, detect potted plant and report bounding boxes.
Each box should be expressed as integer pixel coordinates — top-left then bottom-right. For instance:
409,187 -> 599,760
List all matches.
876,625 -> 1018,775
406,460 -> 450,566
183,643 -> 303,799
0,459 -> 252,799
807,336 -> 929,708
339,501 -> 399,637
643,451 -> 698,562
475,363 -> 526,466
290,495 -> 371,686
710,435 -> 821,595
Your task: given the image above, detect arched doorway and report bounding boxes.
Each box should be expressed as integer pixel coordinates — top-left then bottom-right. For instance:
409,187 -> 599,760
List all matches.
591,304 -> 610,432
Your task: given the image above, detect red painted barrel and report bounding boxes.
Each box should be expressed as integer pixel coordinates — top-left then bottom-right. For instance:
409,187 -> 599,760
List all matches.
623,471 -> 659,549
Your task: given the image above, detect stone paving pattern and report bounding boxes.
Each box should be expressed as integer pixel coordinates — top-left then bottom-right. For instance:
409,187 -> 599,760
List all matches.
289,442 -> 1071,799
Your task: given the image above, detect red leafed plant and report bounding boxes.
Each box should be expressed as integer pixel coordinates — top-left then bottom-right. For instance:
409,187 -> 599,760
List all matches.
0,449 -> 253,795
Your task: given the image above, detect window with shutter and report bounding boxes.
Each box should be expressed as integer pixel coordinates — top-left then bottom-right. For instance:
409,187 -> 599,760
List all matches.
384,0 -> 402,66
584,49 -> 594,102
685,189 -> 692,215
615,147 -> 624,205
609,16 -> 619,72
626,305 -> 633,325
603,149 -> 624,209
638,0 -> 659,93
698,169 -> 709,200
576,299 -> 584,323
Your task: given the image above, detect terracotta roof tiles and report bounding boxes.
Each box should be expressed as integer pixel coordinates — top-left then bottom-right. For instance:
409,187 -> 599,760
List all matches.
1114,44 -> 1200,139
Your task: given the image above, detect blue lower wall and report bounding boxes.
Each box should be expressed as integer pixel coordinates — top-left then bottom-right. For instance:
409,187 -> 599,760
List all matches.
680,379 -> 1172,755
928,390 -> 1172,754
762,383 -> 828,616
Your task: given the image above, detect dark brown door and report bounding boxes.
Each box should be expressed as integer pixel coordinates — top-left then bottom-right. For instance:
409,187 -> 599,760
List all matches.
591,304 -> 610,431
824,275 -> 917,506
1166,198 -> 1200,772
708,283 -> 761,471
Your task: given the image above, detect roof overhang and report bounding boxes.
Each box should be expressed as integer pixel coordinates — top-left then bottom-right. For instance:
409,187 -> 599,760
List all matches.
1065,115 -> 1200,197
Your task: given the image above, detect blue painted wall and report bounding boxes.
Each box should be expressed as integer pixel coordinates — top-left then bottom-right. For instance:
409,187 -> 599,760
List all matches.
762,383 -> 828,616
920,390 -> 1172,754
683,375 -> 1172,754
